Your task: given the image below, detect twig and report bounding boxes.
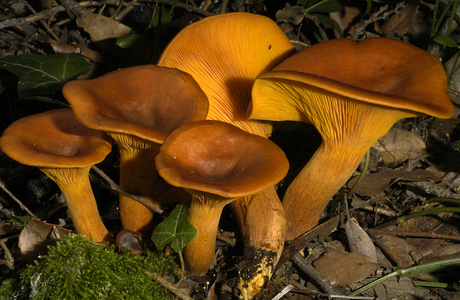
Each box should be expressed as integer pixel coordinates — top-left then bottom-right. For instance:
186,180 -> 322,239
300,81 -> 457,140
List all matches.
291,252 -> 339,295
350,2 -> 405,41
219,0 -> 230,14
0,0 -> 212,31
366,228 -> 460,242
20,0 -> 60,41
0,240 -> 14,270
144,269 -> 193,300
141,0 -> 213,16
91,166 -> 163,214
0,179 -> 36,218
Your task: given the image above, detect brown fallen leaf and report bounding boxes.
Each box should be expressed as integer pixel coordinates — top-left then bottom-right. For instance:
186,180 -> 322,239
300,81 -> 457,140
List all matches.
313,251 -> 379,287
345,217 -> 377,263
76,13 -> 133,47
18,219 -> 71,263
381,0 -> 419,36
347,168 -> 441,197
373,128 -> 426,166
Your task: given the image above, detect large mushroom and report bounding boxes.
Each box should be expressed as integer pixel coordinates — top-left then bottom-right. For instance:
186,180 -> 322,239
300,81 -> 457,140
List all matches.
155,120 -> 289,276
248,37 -> 454,240
0,109 -> 113,242
157,13 -> 295,297
62,65 -> 208,237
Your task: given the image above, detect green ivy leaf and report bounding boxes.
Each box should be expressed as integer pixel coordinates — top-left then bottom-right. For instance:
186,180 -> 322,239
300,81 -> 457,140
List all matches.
305,0 -> 343,14
313,13 -> 343,37
152,203 -> 197,252
433,35 -> 459,48
0,53 -> 90,99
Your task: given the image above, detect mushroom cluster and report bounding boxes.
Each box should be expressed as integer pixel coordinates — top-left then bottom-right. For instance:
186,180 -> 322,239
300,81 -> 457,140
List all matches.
0,12 -> 454,300
0,65 -> 209,242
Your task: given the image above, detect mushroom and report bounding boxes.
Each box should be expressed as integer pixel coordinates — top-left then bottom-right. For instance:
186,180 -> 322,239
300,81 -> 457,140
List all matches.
247,37 -> 454,240
157,13 -> 295,296
62,64 -> 208,237
157,12 -> 296,137
0,109 -> 113,242
155,120 -> 289,276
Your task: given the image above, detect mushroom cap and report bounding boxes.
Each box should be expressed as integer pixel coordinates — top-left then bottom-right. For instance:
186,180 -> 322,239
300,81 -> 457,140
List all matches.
248,37 -> 453,121
157,12 -> 296,136
62,65 -> 209,143
0,109 -> 112,168
155,120 -> 289,198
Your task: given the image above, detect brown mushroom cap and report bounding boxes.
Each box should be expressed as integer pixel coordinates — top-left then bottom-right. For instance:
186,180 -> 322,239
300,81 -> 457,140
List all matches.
248,37 -> 454,240
63,64 -> 209,142
248,38 -> 453,121
62,65 -> 209,236
156,120 -> 288,198
0,109 -> 112,242
0,110 -> 112,168
156,120 -> 289,275
157,12 -> 296,137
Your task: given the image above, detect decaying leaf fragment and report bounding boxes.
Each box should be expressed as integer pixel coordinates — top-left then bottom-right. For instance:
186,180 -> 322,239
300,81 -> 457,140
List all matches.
373,128 -> 427,166
18,219 -> 71,263
313,251 -> 379,287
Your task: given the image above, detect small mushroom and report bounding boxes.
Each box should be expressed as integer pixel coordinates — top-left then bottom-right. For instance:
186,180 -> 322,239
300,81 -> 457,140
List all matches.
0,109 -> 113,242
155,120 -> 289,276
248,37 -> 454,240
62,65 -> 208,237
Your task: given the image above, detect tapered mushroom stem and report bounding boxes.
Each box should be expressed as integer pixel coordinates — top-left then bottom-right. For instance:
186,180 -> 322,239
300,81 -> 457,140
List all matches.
0,109 -> 113,243
44,167 -> 112,242
114,134 -> 161,236
184,192 -> 235,275
231,186 -> 286,299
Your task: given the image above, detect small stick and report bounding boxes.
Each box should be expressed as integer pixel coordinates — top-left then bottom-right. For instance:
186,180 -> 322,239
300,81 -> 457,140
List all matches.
0,179 -> 36,218
144,270 -> 193,300
91,166 -> 163,214
291,252 -> 338,295
366,228 -> 460,242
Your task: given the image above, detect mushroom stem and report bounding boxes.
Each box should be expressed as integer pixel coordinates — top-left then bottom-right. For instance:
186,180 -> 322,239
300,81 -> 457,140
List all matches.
283,97 -> 413,240
184,192 -> 235,276
115,134 -> 161,237
43,167 -> 112,242
231,186 -> 286,299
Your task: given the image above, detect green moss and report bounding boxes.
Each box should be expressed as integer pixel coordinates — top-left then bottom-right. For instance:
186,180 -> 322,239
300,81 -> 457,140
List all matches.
0,278 -> 24,300
20,234 -> 179,300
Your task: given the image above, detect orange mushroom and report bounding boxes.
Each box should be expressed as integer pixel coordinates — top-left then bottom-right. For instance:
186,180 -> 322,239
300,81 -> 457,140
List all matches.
157,13 -> 295,296
248,37 -> 454,240
62,65 -> 208,237
0,109 -> 113,242
155,120 -> 289,276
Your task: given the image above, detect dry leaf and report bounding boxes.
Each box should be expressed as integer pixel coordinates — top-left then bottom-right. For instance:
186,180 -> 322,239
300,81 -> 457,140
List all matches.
374,235 -> 422,268
313,251 -> 379,287
18,219 -> 71,263
373,128 -> 426,166
275,4 -> 306,26
76,13 -> 133,43
345,217 -> 378,262
348,168 -> 441,197
381,0 -> 419,36
329,6 -> 360,36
